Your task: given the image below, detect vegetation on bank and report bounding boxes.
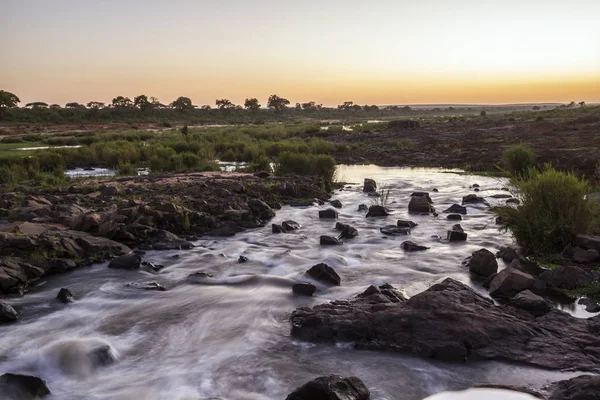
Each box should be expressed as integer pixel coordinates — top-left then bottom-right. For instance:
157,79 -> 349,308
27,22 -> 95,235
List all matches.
501,144 -> 536,176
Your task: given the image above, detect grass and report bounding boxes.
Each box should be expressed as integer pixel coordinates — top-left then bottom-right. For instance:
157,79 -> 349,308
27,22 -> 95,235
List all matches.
494,164 -> 599,255
274,152 -> 336,182
370,183 -> 392,207
566,280 -> 600,303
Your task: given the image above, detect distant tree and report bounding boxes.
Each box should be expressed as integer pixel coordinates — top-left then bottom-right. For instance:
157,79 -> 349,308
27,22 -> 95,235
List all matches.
49,104 -> 62,110
170,96 -> 194,112
567,101 -> 576,108
25,102 -> 48,109
112,96 -> 132,108
215,99 -> 235,110
295,102 -> 302,110
480,110 -> 487,117
267,94 -> 290,112
244,98 -> 261,111
133,94 -> 151,112
402,106 -> 412,112
579,101 -> 586,107
338,101 -> 354,110
181,125 -> 189,140
0,90 -> 20,108
200,105 -> 212,110
532,106 -> 540,110
352,104 -> 362,111
363,105 -> 379,112
65,102 -> 84,109
149,96 -> 164,108
302,101 -> 317,111
87,101 -> 105,109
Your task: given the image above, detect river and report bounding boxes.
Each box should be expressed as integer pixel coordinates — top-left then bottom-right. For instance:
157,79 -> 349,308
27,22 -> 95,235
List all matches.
0,166 -> 592,399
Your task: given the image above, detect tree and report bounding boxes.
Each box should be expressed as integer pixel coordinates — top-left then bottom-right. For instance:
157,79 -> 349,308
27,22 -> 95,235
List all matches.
302,101 -> 317,111
267,94 -> 290,112
338,101 -> 354,110
49,104 -> 61,110
170,96 -> 194,112
25,102 -> 48,109
65,102 -> 84,109
200,105 -> 212,110
215,99 -> 235,110
112,96 -> 132,108
567,101 -> 576,108
579,101 -> 586,107
0,90 -> 20,108
480,110 -> 487,117
244,98 -> 261,111
363,105 -> 379,112
532,106 -> 540,111
87,101 -> 105,109
134,94 -> 151,112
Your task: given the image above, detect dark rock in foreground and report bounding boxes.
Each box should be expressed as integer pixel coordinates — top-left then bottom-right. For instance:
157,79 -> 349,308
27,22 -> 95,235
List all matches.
286,375 -> 370,400
293,283 -> 316,297
56,288 -> 74,303
443,204 -> 467,214
108,253 -> 141,270
464,248 -> 498,277
365,205 -> 389,218
0,301 -> 19,323
0,373 -> 51,399
307,263 -> 341,285
549,375 -> 600,400
397,219 -> 417,228
489,267 -> 534,298
320,236 -> 342,246
380,226 -> 410,236
401,241 -> 429,251
319,209 -> 338,219
290,278 -> 600,371
363,178 -> 376,193
408,196 -> 434,214
447,224 -> 467,242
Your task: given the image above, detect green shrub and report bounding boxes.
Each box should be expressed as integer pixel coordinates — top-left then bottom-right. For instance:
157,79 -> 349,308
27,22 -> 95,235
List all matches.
494,164 -> 599,255
501,144 -> 536,176
275,152 -> 336,182
117,162 -> 136,176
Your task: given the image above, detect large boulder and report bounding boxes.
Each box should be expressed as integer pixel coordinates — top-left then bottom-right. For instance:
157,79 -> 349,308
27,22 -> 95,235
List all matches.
443,204 -> 467,214
576,234 -> 600,252
549,375 -> 600,400
465,248 -> 498,277
290,278 -> 600,371
0,301 -> 19,323
363,178 -> 376,193
286,375 -> 370,400
447,224 -> 467,242
365,205 -> 389,218
107,254 -> 141,270
573,247 -> 600,263
247,199 -> 275,222
0,373 -> 51,399
539,265 -> 594,290
319,209 -> 338,219
408,196 -> 434,214
307,263 -> 341,285
509,290 -> 552,316
462,194 -> 489,206
489,267 -> 534,298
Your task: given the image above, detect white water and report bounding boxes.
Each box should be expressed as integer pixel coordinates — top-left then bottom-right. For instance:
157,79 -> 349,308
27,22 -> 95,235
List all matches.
0,166 -> 592,399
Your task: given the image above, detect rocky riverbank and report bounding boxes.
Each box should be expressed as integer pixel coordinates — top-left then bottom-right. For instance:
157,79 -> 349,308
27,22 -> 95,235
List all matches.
0,171 -> 333,297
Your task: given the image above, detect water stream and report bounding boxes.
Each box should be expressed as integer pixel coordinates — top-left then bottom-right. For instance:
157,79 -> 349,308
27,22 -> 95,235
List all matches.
0,166 -> 593,399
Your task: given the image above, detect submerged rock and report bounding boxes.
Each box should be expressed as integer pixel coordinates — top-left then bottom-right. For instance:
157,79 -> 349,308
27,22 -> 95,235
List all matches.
408,196 -> 434,214
238,255 -> 249,263
363,178 -> 377,193
446,214 -> 462,221
290,278 -> 600,371
401,241 -> 429,251
462,194 -> 489,206
319,209 -> 338,219
447,224 -> 467,242
320,236 -> 342,246
108,253 -> 141,270
293,283 -> 316,297
0,373 -> 51,400
465,248 -> 498,277
330,200 -> 343,209
282,220 -> 301,231
357,204 -> 368,212
0,301 -> 19,323
126,281 -> 167,291
306,263 -> 341,285
380,226 -> 411,236
443,204 -> 467,214
397,219 -> 417,228
365,205 -> 389,218
286,375 -> 370,400
56,288 -> 74,303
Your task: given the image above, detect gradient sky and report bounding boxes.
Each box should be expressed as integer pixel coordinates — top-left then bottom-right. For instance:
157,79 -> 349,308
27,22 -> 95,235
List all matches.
1,0 -> 599,106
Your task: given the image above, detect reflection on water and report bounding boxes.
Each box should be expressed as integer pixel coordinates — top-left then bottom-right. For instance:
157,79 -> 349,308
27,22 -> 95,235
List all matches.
425,388 -> 539,400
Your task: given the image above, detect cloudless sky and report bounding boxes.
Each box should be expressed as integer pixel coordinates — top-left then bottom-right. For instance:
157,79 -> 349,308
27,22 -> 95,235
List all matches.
1,0 -> 599,105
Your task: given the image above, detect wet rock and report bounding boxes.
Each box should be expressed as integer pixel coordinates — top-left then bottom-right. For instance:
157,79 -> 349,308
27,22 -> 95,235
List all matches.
408,196 -> 434,213
253,171 -> 270,178
307,263 -> 341,285
320,236 -> 342,246
578,298 -> 600,313
489,267 -> 534,298
0,373 -> 51,399
443,204 -> 467,214
272,224 -> 285,234
363,178 -> 377,193
101,185 -> 120,197
432,188 -> 439,192
285,375 -> 370,400
357,204 -> 368,212
482,272 -> 498,289
293,283 -> 316,297
446,214 -> 462,221
357,283 -> 407,303
465,248 -> 498,277
282,220 -> 300,231
126,281 -> 167,291
490,194 -> 512,199
506,198 -> 520,205
576,234 -> 600,252
509,290 -> 552,316
188,271 -> 213,279
335,223 -> 358,239
401,241 -> 429,251
0,301 -> 19,323
495,216 -> 504,225
108,253 -> 141,270
88,345 -> 118,368
330,200 -> 342,209
549,375 -> 600,400
472,183 -> 480,188
319,209 -> 338,219
290,277 -> 600,371
573,247 -> 600,263
238,255 -> 249,263
496,246 -> 520,263
396,219 -> 417,228
365,205 -> 389,218
380,226 -> 410,236
447,224 -> 467,242
247,199 -> 275,222
411,191 -> 433,203
56,288 -> 74,303
539,265 -> 594,290
462,194 -> 489,206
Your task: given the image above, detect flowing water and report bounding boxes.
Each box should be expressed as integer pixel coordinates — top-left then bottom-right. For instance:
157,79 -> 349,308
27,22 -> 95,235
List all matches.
0,166 -> 593,400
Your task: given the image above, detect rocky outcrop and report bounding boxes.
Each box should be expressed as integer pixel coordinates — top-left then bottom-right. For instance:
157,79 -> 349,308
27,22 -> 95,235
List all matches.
290,278 -> 600,371
286,375 -> 370,400
464,248 -> 498,277
548,375 -> 600,400
0,373 -> 51,400
306,263 -> 341,285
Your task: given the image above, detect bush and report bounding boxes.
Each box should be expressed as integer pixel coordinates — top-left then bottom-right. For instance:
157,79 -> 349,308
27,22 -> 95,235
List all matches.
275,152 -> 336,182
117,162 -> 136,176
494,164 -> 599,255
501,144 -> 536,176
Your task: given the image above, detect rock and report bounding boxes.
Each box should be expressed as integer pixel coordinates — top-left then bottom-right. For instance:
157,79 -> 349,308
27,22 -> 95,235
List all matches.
573,247 -> 600,263
335,223 -> 358,239
290,277 -> 600,371
408,196 -> 434,213
101,185 -> 120,197
489,267 -> 534,298
509,290 -> 552,316
578,298 -> 600,313
447,224 -> 467,242
282,220 -> 300,231
363,178 -> 376,193
293,283 -> 316,297
365,205 -> 389,218
319,209 -> 338,219
496,246 -> 520,263
107,253 -> 141,270
380,226 -> 410,236
411,192 -> 433,203
472,183 -> 480,188
0,373 -> 51,399
482,273 -> 498,289
401,241 -> 429,251
238,255 -> 249,263
88,344 -> 118,367
307,263 -> 341,285
126,281 -> 167,291
506,198 -> 520,205
397,219 -> 417,228
465,248 -> 498,277
490,194 -> 512,199
0,301 -> 19,323
272,224 -> 284,234
446,214 -> 462,221
462,194 -> 489,206
330,200 -> 342,209
357,204 -> 368,212
247,199 -> 275,222
285,375 -> 370,400
495,216 -> 504,225
549,375 -> 600,400
253,171 -> 270,178
188,271 -> 213,279
443,204 -> 467,214
320,235 -> 342,246
539,265 -> 594,290
56,288 -> 74,303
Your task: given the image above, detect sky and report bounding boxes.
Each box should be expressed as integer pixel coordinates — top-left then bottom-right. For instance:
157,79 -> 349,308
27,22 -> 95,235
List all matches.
1,0 -> 599,106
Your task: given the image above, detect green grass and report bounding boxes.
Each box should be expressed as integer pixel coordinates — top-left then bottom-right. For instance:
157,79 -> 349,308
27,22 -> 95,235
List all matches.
566,280 -> 600,303
275,152 -> 336,182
